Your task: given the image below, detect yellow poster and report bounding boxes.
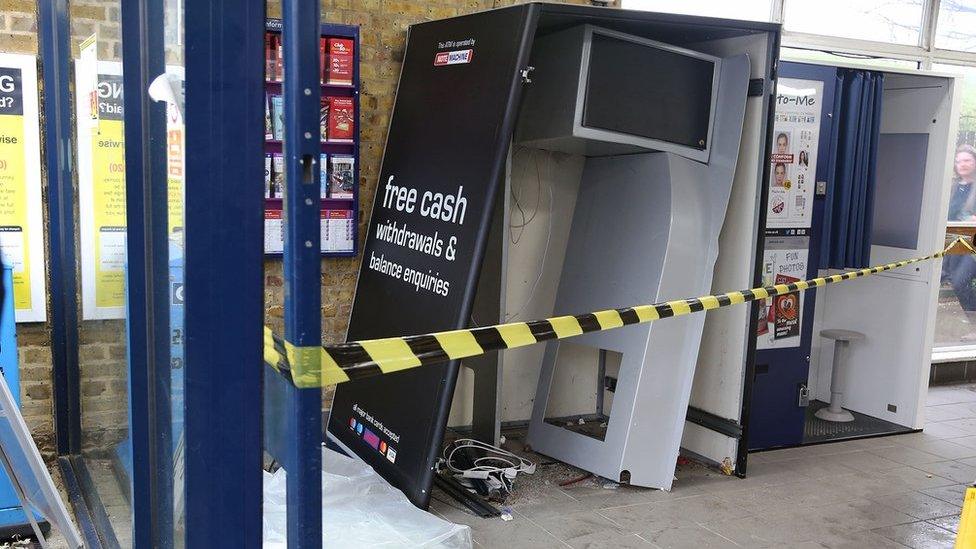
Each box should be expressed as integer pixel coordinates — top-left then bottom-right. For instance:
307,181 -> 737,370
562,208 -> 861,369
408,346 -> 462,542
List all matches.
0,54 -> 45,323
79,65 -> 127,319
90,77 -> 126,309
167,102 -> 184,236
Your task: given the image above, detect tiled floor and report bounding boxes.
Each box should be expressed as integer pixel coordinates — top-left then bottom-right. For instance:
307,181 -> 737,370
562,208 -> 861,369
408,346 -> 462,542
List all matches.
429,383 -> 976,548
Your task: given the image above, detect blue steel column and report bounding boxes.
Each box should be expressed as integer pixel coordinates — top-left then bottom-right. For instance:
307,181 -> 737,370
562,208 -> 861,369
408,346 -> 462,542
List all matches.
281,0 -> 324,546
121,0 -> 173,545
183,0 -> 266,547
37,0 -> 81,457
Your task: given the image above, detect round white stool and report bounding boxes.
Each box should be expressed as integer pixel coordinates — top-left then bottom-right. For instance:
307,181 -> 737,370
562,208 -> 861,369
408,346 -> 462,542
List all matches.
815,329 -> 865,423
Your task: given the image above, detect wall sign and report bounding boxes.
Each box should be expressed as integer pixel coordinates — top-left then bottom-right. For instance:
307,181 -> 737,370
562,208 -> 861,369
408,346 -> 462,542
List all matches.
78,61 -> 185,320
78,61 -> 127,320
766,78 -> 823,230
0,53 -> 46,323
757,236 -> 809,350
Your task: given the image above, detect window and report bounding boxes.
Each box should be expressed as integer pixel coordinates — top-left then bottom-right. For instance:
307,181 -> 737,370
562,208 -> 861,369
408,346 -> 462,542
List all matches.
782,0 -> 925,46
931,64 -> 976,349
936,0 -> 976,52
780,48 -> 921,70
621,0 -> 773,22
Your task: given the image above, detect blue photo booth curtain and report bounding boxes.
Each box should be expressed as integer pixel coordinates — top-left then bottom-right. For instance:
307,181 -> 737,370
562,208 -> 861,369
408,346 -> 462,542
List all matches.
820,69 -> 885,269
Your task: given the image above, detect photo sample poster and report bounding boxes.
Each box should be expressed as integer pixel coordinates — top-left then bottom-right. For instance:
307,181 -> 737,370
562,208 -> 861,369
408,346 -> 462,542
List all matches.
756,236 -> 809,350
766,78 -> 823,230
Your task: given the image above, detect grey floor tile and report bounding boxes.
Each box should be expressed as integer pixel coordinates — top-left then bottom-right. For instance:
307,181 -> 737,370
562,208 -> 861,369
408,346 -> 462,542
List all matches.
468,515 -> 569,548
868,491 -> 962,520
938,417 -> 976,436
868,466 -> 958,494
637,524 -> 740,549
915,460 -> 976,484
892,438 -> 976,460
597,495 -> 748,534
827,451 -> 907,474
526,510 -> 625,544
921,483 -> 970,504
927,513 -> 961,534
920,421 -> 972,439
872,520 -> 957,548
513,485 -> 592,521
569,531 -> 657,549
785,530 -> 909,548
704,509 -> 858,548
867,445 -> 946,467
807,498 -> 917,531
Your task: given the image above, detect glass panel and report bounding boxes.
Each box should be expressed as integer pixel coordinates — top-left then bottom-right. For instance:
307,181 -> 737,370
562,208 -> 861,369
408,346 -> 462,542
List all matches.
621,0 -> 772,22
780,48 -> 921,70
935,0 -> 976,52
162,0 -> 186,544
70,2 -> 132,545
782,0 -> 925,46
933,64 -> 976,350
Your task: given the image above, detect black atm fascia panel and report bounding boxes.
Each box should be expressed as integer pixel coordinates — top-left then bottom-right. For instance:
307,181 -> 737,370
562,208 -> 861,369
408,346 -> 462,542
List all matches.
328,5 -> 539,508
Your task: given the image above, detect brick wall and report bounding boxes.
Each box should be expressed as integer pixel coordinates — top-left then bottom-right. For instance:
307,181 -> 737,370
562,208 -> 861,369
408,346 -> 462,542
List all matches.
0,0 -> 608,460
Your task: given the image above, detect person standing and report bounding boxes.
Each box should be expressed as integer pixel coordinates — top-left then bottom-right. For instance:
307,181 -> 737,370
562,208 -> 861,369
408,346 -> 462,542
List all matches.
947,145 -> 976,340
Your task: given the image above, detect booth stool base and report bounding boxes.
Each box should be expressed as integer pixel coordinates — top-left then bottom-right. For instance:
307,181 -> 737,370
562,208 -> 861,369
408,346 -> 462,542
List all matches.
814,407 -> 855,423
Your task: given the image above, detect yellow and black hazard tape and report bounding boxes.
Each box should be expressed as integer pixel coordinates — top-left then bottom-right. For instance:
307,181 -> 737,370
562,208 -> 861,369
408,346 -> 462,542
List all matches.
264,237 -> 976,389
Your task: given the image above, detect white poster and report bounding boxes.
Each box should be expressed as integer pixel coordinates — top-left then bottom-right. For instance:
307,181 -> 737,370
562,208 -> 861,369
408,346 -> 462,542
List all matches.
767,78 -> 823,230
0,53 -> 46,323
756,236 -> 809,350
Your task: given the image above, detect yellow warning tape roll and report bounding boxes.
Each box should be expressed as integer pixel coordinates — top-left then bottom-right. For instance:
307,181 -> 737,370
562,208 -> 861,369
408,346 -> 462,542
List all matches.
264,237 -> 976,389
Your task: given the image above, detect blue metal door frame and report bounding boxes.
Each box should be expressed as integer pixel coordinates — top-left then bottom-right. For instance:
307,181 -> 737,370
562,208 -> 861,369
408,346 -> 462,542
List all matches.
120,0 -> 174,545
261,0 -> 325,546
747,62 -> 838,450
37,0 -> 81,459
183,0 -> 266,547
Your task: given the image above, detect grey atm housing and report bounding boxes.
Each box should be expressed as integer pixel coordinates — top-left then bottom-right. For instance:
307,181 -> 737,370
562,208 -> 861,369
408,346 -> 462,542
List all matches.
517,25 -> 751,489
517,25 -> 721,162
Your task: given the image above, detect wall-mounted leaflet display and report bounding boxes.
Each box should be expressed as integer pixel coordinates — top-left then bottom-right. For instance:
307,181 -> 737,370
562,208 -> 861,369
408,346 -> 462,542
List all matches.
263,207 -> 354,254
262,19 -> 360,257
0,54 -> 45,323
77,60 -> 126,320
766,78 -> 823,231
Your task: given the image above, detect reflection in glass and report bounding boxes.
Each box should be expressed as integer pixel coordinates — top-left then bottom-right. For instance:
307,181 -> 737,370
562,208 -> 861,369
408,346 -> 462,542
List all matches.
934,65 -> 976,349
622,0 -> 772,22
936,0 -> 976,52
783,0 -> 924,46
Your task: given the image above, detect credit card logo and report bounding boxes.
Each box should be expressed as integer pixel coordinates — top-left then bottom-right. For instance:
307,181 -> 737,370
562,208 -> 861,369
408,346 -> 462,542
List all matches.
363,428 -> 380,450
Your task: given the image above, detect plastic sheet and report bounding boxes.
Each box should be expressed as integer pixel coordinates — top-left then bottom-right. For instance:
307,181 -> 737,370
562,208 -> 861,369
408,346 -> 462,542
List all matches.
263,446 -> 472,548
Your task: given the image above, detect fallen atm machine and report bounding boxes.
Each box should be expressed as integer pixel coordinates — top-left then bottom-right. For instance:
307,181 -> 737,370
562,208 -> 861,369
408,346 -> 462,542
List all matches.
327,1 -> 784,503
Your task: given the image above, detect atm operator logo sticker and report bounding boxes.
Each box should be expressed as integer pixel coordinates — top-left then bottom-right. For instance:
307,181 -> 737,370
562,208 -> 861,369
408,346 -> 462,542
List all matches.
434,49 -> 473,66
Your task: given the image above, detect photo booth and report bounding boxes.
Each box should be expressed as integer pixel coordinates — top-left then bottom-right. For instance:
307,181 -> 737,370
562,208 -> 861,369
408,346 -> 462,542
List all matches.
328,2 -> 781,504
727,59 -> 959,456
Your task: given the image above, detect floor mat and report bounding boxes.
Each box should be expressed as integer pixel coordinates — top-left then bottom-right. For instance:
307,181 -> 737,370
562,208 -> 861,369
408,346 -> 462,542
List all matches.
803,400 -> 911,443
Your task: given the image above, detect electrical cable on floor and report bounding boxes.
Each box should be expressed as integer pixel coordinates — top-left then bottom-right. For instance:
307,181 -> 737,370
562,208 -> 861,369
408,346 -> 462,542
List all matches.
438,438 -> 536,498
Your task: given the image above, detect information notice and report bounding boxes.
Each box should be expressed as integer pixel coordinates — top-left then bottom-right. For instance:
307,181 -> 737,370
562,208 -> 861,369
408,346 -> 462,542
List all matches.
0,54 -> 45,322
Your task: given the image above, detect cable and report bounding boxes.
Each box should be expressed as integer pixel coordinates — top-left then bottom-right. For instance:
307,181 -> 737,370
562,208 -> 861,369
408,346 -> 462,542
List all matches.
506,170 -> 553,322
439,438 -> 536,496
